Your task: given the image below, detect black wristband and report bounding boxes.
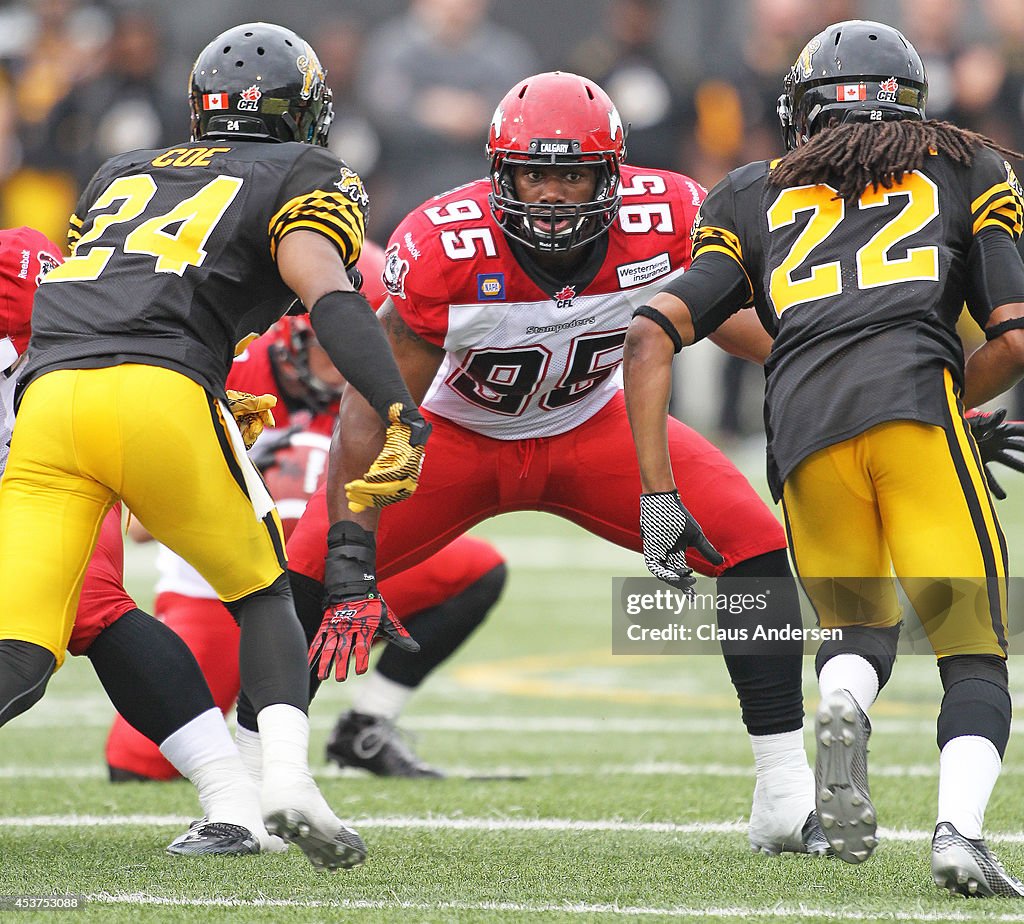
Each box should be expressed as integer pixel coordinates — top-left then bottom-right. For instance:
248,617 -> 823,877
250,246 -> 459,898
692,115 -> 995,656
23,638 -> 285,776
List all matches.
632,305 -> 683,353
323,520 -> 378,605
309,290 -> 415,426
985,316 -> 1024,341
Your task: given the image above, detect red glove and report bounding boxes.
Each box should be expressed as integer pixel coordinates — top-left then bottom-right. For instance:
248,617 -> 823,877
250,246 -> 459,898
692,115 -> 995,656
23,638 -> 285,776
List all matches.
308,596 -> 420,682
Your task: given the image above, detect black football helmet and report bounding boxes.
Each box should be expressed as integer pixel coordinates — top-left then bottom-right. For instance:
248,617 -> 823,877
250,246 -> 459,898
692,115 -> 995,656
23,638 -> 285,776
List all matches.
778,20 -> 927,151
189,22 -> 333,146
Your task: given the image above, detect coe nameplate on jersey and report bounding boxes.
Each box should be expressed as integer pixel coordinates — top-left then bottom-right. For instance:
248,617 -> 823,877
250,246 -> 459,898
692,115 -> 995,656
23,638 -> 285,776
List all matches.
151,147 -> 231,168
616,252 -> 671,289
476,273 -> 505,300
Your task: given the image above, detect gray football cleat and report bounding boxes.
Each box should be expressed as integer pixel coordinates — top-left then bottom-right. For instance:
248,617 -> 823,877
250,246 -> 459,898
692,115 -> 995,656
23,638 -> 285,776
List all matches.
932,822 -> 1024,898
815,689 -> 878,864
166,820 -> 260,856
264,809 -> 367,871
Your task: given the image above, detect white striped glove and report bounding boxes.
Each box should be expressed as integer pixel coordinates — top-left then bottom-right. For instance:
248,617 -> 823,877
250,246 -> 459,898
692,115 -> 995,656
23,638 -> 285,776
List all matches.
640,490 -> 723,592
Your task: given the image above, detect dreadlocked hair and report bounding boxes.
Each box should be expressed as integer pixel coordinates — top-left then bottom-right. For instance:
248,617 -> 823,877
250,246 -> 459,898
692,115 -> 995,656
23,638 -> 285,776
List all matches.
769,119 -> 1023,203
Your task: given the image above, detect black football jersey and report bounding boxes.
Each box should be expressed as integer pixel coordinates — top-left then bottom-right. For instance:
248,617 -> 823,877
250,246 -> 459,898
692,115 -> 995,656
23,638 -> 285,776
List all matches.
689,146 -> 1024,497
22,140 -> 368,398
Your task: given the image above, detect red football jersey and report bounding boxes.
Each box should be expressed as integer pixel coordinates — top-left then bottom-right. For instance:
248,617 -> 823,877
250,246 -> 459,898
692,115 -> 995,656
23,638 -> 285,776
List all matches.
382,166 -> 706,439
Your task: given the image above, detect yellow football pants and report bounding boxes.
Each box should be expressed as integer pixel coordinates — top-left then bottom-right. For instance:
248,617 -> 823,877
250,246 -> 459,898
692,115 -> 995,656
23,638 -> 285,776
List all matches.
782,391 -> 1007,658
0,364 -> 286,666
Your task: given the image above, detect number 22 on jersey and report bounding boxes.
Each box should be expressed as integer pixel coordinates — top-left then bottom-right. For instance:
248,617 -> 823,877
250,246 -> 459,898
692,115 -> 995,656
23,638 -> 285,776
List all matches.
767,171 -> 939,316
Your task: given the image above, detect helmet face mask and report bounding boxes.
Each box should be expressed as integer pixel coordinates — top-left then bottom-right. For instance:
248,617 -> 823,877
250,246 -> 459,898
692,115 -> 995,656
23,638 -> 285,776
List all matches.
777,20 -> 927,151
267,316 -> 343,414
189,22 -> 333,146
487,72 -> 626,254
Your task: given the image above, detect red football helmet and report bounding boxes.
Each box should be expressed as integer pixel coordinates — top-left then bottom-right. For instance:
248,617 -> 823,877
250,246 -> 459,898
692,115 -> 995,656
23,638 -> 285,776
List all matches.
266,315 -> 341,414
256,430 -> 332,540
487,71 -> 626,253
265,241 -> 386,412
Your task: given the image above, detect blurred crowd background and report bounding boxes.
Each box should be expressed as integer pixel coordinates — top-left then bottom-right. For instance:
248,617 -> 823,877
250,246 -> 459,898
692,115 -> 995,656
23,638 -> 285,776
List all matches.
1,0 -> 1022,443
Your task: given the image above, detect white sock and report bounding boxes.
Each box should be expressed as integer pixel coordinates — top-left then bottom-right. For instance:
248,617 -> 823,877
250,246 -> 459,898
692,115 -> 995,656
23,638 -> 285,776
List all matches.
937,735 -> 1001,840
750,729 -> 814,810
817,654 -> 879,713
750,728 -> 812,777
257,703 -> 313,782
159,707 -> 240,776
351,672 -> 414,720
235,725 -> 263,787
257,703 -> 340,830
159,708 -> 274,847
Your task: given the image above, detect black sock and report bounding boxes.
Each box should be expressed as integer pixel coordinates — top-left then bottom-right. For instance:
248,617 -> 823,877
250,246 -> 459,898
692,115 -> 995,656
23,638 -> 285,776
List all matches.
717,549 -> 805,736
87,608 -> 214,745
226,572 -> 308,727
0,640 -> 55,727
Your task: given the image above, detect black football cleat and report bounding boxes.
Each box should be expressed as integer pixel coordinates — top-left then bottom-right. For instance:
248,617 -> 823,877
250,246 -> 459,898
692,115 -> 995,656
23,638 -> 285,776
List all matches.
815,689 -> 878,864
166,820 -> 260,856
932,822 -> 1024,898
326,710 -> 444,778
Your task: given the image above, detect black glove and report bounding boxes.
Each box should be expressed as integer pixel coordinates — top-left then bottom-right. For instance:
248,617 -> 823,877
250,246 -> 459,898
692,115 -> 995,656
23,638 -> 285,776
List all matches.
966,407 -> 1024,500
347,264 -> 364,295
640,490 -> 724,592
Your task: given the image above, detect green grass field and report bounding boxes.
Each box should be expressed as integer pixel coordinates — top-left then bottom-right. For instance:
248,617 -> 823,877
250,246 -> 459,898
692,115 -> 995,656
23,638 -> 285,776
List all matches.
4,459 -> 1024,922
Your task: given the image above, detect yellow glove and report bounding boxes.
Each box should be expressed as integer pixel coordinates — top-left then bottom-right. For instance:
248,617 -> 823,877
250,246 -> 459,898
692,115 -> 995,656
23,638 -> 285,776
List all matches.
225,389 -> 277,450
346,403 -> 430,513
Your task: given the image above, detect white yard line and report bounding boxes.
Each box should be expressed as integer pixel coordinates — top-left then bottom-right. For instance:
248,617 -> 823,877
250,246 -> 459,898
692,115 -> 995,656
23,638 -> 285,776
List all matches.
80,891 -> 1024,921
5,814 -> 1024,846
0,760 -> 1018,780
5,709 -> 947,734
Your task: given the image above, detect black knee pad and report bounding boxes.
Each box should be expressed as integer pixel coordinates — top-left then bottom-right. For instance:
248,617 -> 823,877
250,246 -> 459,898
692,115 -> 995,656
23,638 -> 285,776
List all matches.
815,623 -> 900,691
222,570 -> 293,626
0,640 -> 56,727
937,654 -> 1011,756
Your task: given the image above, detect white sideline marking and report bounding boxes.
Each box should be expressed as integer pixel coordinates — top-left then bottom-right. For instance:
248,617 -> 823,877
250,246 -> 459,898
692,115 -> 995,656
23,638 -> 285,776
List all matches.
8,708 -> 946,734
79,891 -> 1024,920
1,760 -> 1019,781
6,814 -> 1024,845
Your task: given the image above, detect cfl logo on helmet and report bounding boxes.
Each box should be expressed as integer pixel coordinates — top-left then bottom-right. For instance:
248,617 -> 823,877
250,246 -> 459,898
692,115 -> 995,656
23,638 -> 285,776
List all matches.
877,76 -> 899,103
238,85 -> 262,111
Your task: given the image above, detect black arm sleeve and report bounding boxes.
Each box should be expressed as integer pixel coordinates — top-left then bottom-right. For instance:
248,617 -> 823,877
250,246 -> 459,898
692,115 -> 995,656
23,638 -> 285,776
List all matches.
309,290 -> 415,425
965,226 -> 1024,329
658,251 -> 754,343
